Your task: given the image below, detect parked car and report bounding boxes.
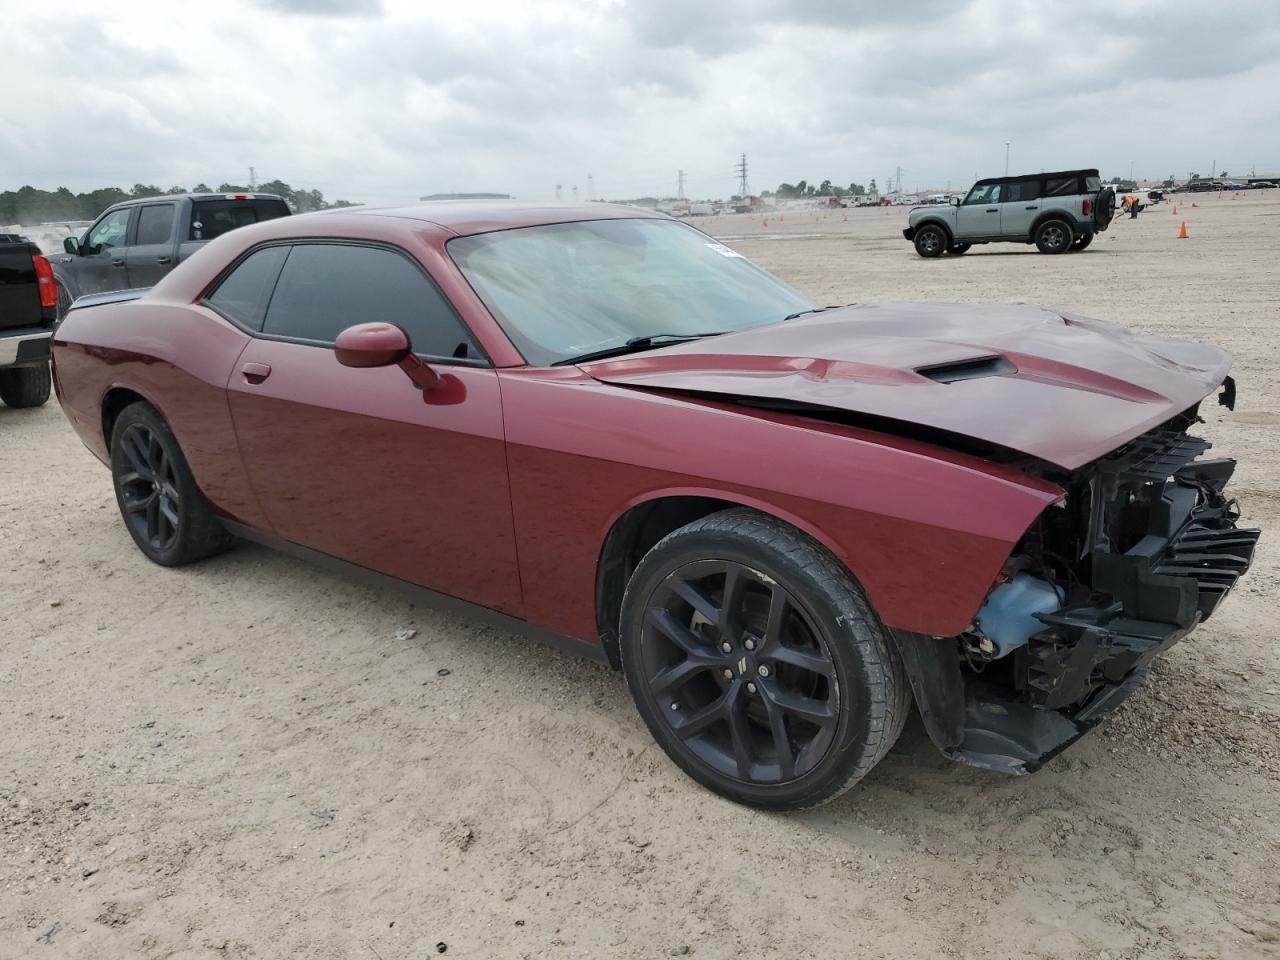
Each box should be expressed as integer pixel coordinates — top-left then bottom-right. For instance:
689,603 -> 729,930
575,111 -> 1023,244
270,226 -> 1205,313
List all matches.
52,202 -> 1258,809
0,235 -> 57,407
51,193 -> 289,317
904,169 -> 1115,256
1249,181 -> 1277,189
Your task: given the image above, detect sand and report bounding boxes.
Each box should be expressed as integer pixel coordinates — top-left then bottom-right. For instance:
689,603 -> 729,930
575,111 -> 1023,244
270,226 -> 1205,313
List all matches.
2,190 -> 1278,959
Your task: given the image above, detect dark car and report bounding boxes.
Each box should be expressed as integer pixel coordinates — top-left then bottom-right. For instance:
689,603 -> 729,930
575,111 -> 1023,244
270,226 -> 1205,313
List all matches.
51,202 -> 1258,809
51,192 -> 289,316
0,236 -> 57,407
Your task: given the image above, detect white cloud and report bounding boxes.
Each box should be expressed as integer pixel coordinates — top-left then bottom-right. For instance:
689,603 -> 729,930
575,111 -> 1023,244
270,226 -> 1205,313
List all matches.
3,0 -> 1279,204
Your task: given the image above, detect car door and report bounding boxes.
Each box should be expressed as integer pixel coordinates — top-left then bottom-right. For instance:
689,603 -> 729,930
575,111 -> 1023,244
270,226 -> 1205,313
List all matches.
955,183 -> 1002,239
221,241 -> 524,616
999,179 -> 1041,238
65,207 -> 134,295
123,201 -> 178,288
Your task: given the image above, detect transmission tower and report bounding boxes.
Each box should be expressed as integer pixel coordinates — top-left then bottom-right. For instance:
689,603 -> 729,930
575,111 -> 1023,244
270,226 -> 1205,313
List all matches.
248,166 -> 256,190
572,184 -> 579,202
677,169 -> 686,200
735,153 -> 749,197
587,173 -> 595,201
555,183 -> 562,201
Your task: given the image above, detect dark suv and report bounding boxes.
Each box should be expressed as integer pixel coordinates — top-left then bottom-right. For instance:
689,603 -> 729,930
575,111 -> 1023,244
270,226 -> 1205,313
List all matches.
904,169 -> 1116,257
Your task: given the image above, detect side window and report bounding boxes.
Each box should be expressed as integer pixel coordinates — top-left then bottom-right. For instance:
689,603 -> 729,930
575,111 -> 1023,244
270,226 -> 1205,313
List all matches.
191,200 -> 289,241
205,245 -> 290,331
262,244 -> 482,361
135,204 -> 175,245
86,209 -> 131,252
1003,180 -> 1040,203
963,184 -> 1000,205
1044,176 -> 1080,197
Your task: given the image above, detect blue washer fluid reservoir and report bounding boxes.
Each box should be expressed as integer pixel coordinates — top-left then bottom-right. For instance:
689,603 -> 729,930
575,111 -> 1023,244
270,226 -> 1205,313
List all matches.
975,573 -> 1065,658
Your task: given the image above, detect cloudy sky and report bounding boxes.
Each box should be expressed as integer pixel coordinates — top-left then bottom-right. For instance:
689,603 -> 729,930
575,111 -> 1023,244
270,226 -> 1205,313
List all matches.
5,0 -> 1280,203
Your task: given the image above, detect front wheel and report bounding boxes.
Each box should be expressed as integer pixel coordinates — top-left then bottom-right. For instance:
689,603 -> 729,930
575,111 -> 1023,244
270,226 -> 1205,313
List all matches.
619,509 -> 910,810
1070,233 -> 1094,252
913,224 -> 948,258
1034,219 -> 1073,254
0,364 -> 52,408
109,402 -> 234,566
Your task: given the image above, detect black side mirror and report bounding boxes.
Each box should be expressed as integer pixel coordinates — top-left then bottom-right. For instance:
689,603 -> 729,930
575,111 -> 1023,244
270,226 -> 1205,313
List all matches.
63,236 -> 80,255
950,196 -> 961,207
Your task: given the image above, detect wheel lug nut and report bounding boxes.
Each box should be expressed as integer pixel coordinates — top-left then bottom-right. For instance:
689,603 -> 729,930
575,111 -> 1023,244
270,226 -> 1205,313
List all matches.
722,668 -> 733,680
720,642 -> 732,654
744,638 -> 756,651
757,665 -> 770,678
746,682 -> 757,695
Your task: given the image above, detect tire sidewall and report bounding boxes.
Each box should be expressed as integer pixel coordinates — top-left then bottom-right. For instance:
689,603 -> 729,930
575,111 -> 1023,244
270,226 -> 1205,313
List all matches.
109,403 -> 207,566
619,521 -> 889,809
914,225 -> 947,258
1035,219 -> 1073,253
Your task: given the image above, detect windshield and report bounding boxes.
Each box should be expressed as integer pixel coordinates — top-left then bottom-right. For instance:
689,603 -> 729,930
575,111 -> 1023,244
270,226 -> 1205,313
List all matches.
447,218 -> 815,366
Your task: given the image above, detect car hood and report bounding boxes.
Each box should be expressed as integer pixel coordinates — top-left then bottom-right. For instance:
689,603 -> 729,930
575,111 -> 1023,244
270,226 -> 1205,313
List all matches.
580,303 -> 1232,470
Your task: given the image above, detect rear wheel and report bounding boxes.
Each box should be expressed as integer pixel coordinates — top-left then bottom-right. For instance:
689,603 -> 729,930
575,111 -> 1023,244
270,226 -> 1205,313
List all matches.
619,509 -> 910,810
1070,233 -> 1094,252
947,242 -> 971,255
109,402 -> 234,566
1034,219 -> 1073,254
913,224 -> 947,258
0,364 -> 52,408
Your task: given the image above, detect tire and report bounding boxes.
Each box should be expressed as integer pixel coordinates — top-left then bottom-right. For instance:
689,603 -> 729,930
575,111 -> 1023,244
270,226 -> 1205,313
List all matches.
1070,233 -> 1094,252
1034,219 -> 1073,254
0,363 -> 52,408
619,508 -> 910,810
946,242 -> 971,255
1094,187 -> 1116,231
56,281 -> 72,322
109,402 -> 234,566
913,224 -> 947,258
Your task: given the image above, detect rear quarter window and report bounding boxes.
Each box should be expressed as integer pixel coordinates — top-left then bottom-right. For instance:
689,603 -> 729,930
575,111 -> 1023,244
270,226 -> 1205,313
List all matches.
1044,177 -> 1082,197
204,245 -> 289,330
191,200 -> 290,241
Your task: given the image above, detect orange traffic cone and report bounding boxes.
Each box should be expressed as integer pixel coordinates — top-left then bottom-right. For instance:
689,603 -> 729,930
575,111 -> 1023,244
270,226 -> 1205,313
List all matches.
1172,205 -> 1178,214
762,218 -> 769,227
1178,221 -> 1188,239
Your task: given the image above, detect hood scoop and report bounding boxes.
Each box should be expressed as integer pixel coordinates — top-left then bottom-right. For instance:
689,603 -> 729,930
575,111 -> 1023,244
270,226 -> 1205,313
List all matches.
916,355 -> 1016,384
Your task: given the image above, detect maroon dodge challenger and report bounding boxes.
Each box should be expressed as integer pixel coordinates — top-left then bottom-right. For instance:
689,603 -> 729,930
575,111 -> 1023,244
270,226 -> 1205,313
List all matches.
52,202 -> 1257,808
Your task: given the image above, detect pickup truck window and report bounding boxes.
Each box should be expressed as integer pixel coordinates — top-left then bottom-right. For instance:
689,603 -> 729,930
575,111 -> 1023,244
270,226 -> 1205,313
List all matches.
87,209 -> 131,252
262,243 -> 482,362
190,200 -> 289,241
136,204 -> 175,245
205,245 -> 289,330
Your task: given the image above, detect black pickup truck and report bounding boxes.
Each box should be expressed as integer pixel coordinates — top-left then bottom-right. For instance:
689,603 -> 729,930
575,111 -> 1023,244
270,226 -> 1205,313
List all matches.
51,192 -> 289,313
0,236 -> 57,407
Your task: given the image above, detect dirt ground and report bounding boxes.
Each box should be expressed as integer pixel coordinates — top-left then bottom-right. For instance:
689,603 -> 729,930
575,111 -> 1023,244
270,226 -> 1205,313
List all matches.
3,192 -> 1278,959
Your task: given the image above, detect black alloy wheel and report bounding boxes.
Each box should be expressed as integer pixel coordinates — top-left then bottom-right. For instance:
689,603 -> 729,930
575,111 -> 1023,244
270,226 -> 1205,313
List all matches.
620,509 -> 910,809
109,402 -> 233,565
913,224 -> 947,258
640,559 -> 839,784
1034,219 -> 1073,254
117,421 -> 182,554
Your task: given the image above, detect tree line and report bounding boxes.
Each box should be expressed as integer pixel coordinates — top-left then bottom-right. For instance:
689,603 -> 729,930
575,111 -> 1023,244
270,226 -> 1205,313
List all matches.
768,179 -> 871,199
0,180 -> 358,226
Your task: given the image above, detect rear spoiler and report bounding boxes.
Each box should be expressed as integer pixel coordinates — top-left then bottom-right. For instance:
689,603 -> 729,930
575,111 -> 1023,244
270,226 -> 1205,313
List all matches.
67,287 -> 150,312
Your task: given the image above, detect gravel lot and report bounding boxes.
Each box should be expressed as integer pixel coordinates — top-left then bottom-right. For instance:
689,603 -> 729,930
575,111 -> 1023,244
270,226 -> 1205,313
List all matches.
3,192 -> 1278,959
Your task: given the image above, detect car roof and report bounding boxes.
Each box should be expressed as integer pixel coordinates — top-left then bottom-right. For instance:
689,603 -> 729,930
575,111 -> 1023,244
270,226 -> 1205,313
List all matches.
973,169 -> 1100,187
107,192 -> 288,208
324,200 -> 672,237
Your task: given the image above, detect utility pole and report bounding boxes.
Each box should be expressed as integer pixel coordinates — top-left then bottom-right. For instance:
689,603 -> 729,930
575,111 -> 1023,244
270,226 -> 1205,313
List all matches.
1211,159 -> 1216,178
572,184 -> 578,202
249,166 -> 256,190
735,153 -> 749,198
677,169 -> 686,200
894,166 -> 903,194
1129,160 -> 1135,182
1004,142 -> 1010,176
555,183 -> 562,201
586,173 -> 594,201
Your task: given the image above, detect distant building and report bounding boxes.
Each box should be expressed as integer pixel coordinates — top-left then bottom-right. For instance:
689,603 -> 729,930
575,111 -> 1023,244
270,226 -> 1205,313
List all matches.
418,192 -> 512,201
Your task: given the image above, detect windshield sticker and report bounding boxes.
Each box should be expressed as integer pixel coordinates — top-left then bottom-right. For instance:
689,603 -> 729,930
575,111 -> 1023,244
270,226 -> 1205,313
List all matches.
705,242 -> 745,258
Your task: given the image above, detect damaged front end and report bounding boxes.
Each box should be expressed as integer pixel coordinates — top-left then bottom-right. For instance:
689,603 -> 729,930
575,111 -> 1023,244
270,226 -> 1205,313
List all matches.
898,395 -> 1260,774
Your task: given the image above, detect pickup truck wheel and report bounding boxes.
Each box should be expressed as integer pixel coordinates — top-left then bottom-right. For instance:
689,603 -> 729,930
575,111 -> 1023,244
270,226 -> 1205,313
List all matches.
1034,219 -> 1073,254
947,242 -> 971,255
109,402 -> 234,566
913,224 -> 947,258
0,364 -> 52,408
619,508 -> 910,810
1070,233 -> 1094,252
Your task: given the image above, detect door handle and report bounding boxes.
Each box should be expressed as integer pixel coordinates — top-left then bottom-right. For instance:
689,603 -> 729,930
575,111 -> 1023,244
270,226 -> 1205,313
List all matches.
110,258 -> 125,266
986,208 -> 998,212
156,256 -> 171,265
1025,205 -> 1038,210
240,361 -> 272,384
